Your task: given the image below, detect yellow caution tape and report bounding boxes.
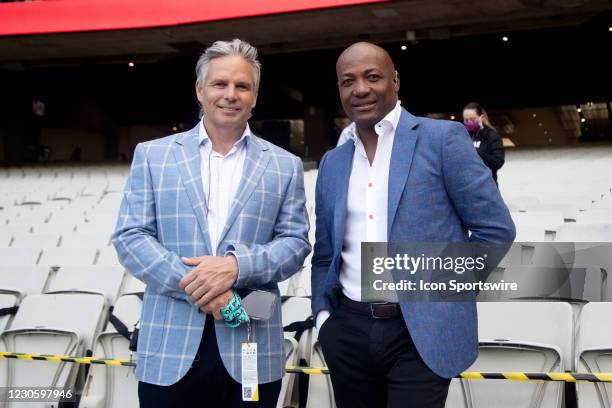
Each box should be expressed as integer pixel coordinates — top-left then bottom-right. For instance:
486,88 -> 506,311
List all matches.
2,353 -> 612,382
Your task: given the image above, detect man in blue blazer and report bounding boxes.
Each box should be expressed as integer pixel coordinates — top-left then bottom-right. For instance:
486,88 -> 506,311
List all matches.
311,42 -> 515,407
112,39 -> 310,408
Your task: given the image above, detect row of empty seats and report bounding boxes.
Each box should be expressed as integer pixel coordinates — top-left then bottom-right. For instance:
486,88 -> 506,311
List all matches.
2,144 -> 612,407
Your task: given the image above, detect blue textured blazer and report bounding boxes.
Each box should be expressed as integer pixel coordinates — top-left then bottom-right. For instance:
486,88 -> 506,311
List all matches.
112,124 -> 311,385
311,108 -> 515,378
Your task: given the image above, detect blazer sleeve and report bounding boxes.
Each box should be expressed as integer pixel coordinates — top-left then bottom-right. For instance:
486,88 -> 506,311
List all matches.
112,143 -> 191,301
311,152 -> 334,316
442,122 -> 516,244
228,155 -> 311,289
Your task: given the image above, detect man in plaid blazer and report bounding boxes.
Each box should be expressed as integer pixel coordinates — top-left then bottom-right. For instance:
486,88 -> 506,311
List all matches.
112,39 -> 311,408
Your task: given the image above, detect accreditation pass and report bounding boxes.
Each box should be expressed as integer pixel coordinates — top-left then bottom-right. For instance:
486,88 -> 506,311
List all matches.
241,342 -> 259,401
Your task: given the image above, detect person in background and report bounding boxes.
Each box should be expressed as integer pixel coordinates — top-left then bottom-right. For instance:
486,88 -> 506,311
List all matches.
462,102 -> 505,185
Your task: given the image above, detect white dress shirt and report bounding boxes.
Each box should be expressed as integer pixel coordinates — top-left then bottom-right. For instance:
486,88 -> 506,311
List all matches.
316,101 -> 402,330
199,120 -> 249,255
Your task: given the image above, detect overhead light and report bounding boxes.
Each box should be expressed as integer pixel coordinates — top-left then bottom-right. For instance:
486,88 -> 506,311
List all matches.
450,115 -> 456,120
538,122 -> 542,127
172,126 -> 178,131
577,108 -> 582,113
532,113 -> 537,118
128,62 -> 135,67
400,45 -> 407,51
502,36 -> 509,42
609,27 -> 612,32
581,118 -> 586,123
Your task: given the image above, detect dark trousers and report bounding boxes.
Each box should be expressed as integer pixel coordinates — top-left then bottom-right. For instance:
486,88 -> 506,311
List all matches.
138,315 -> 281,408
318,303 -> 451,408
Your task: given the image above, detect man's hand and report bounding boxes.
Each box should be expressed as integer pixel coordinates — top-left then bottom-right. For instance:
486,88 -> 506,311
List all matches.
179,255 -> 239,307
200,290 -> 234,320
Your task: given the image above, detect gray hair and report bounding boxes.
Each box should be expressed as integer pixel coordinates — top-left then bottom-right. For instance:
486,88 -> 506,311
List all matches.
196,38 -> 261,94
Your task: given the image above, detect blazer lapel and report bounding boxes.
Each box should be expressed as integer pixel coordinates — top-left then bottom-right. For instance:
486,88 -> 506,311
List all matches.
217,135 -> 270,248
333,142 -> 355,253
387,109 -> 419,237
172,124 -> 213,255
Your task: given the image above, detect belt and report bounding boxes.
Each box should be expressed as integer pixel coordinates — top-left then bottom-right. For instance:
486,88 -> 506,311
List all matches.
339,294 -> 401,319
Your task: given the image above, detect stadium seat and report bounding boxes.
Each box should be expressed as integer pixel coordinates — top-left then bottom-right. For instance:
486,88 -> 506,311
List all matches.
278,336 -> 300,408
576,210 -> 612,224
96,247 -> 121,267
576,303 -> 612,408
0,248 -> 42,266
447,302 -> 573,408
119,274 -> 146,296
38,247 -> 98,268
282,297 -> 315,407
0,293 -> 106,406
502,264 -> 607,302
305,340 -> 336,408
511,211 -> 564,233
44,265 -> 125,305
0,292 -> 19,332
10,233 -> 61,249
60,233 -> 111,248
555,224 -> 612,242
0,232 -> 12,247
80,294 -> 142,408
0,266 -> 52,297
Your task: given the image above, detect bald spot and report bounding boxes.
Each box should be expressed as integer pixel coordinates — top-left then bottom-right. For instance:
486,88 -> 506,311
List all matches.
336,42 -> 396,79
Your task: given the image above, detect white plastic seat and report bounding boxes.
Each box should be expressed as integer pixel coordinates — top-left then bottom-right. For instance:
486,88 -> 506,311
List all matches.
576,303 -> 612,407
119,274 -> 146,296
0,266 -> 52,297
577,210 -> 612,224
514,225 -> 550,242
592,200 -> 612,210
277,336 -> 300,408
0,292 -> 19,332
502,195 -> 541,212
0,293 -> 106,406
1,225 -> 35,235
45,265 -> 124,305
278,278 -> 292,297
0,232 -> 12,247
80,294 -> 142,408
32,221 -> 78,234
523,203 -> 580,222
10,233 -> 61,249
96,247 -> 121,266
291,253 -> 313,297
282,297 -> 315,407
0,248 -> 42,266
38,247 -> 98,268
305,340 -> 336,408
555,224 -> 612,242
60,233 -> 111,248
502,264 -> 607,302
76,222 -> 116,236
511,211 -> 564,233
449,302 -> 573,408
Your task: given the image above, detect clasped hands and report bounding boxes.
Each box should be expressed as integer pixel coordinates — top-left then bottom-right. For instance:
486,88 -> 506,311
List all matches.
179,255 -> 238,320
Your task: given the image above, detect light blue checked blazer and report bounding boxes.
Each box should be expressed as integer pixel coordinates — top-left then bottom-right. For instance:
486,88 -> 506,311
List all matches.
112,123 -> 311,386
